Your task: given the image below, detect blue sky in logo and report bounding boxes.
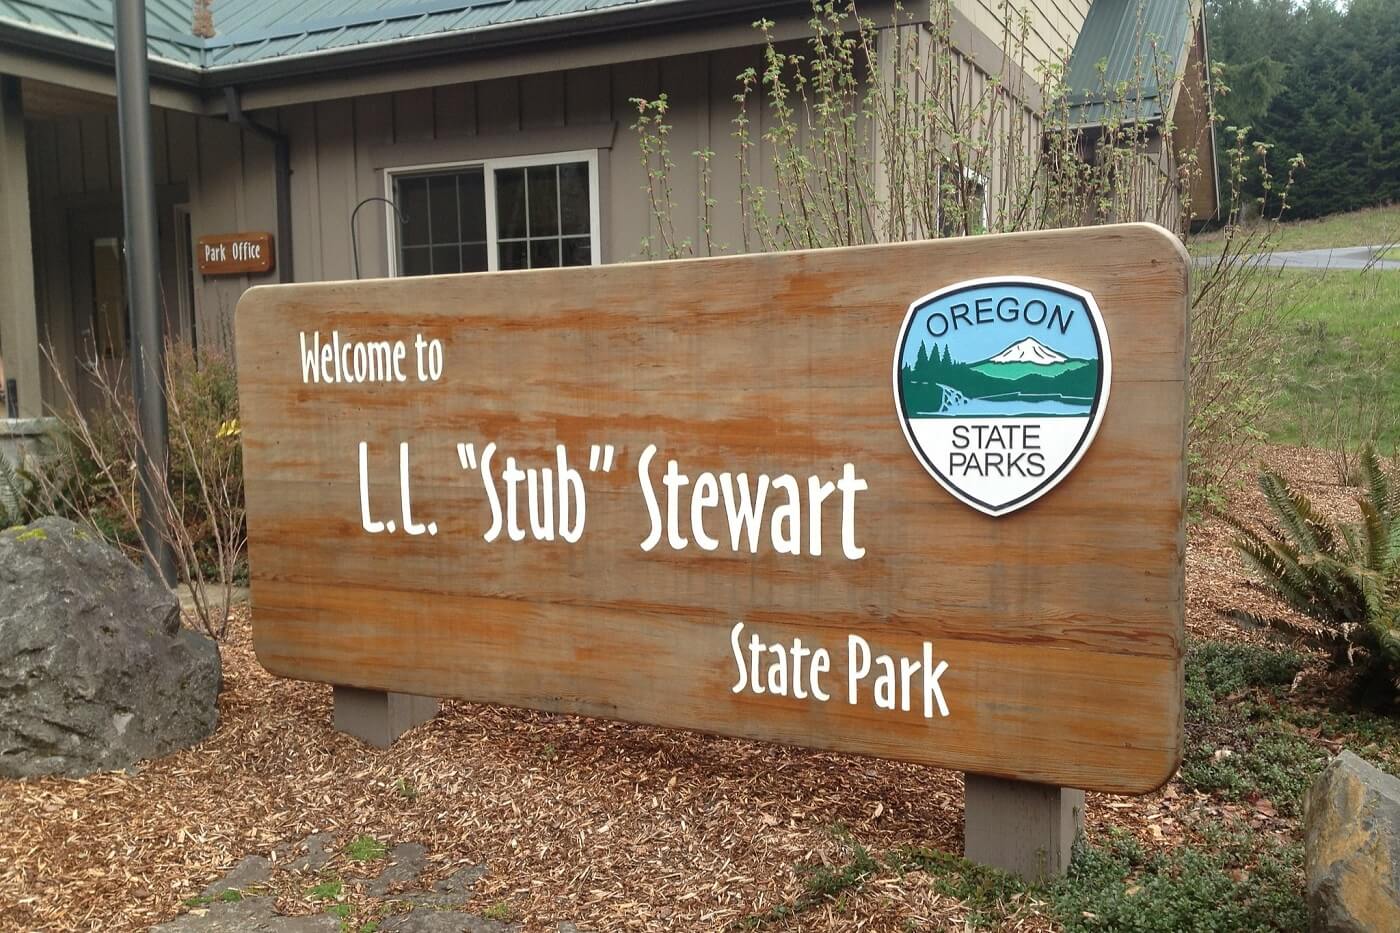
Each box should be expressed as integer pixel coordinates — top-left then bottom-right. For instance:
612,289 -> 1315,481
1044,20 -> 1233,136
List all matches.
900,282 -> 1101,366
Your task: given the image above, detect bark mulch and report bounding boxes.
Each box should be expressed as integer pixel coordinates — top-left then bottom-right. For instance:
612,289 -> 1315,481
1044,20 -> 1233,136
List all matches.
0,445 -> 1346,932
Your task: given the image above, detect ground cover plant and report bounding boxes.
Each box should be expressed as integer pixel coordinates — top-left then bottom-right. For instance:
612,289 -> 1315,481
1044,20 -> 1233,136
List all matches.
6,447 -> 1387,931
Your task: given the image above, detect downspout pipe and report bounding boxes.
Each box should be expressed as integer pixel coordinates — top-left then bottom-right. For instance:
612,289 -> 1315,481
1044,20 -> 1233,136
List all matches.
114,0 -> 176,586
222,86 -> 293,282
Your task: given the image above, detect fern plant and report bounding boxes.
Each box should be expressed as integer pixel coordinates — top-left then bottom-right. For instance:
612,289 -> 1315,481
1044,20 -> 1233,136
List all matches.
1229,447 -> 1400,702
0,451 -> 38,528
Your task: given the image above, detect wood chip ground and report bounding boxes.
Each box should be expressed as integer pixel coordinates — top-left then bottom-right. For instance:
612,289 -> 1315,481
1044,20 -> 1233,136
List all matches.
0,446 -> 1346,931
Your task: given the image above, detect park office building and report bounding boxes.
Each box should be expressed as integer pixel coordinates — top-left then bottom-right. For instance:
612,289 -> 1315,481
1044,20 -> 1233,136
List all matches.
0,0 -> 1215,421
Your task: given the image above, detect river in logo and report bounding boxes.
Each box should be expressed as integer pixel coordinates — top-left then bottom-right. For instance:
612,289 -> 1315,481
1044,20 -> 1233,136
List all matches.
892,276 -> 1112,516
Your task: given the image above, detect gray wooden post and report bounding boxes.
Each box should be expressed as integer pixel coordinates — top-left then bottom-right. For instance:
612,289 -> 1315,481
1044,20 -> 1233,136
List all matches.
963,773 -> 1084,882
332,686 -> 439,748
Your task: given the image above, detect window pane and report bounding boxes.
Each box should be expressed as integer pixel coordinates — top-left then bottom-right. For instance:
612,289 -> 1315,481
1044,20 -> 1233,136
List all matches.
429,174 -> 460,244
397,177 -> 430,246
499,240 -> 528,270
459,169 -> 487,243
527,165 -> 559,236
495,168 -> 527,239
432,244 -> 462,275
462,242 -> 488,273
561,236 -> 592,267
558,162 -> 589,236
400,246 -> 431,276
530,239 -> 560,268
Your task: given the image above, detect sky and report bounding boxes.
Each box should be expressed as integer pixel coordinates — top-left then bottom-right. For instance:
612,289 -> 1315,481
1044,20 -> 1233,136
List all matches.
898,281 -> 1104,367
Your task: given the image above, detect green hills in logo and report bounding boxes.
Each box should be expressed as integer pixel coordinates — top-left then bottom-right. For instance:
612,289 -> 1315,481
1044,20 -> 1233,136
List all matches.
901,337 -> 1099,416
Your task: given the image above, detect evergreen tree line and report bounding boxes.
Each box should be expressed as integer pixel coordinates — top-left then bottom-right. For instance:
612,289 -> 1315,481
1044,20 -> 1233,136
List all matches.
912,342 -> 957,377
900,343 -> 1099,414
1207,0 -> 1399,220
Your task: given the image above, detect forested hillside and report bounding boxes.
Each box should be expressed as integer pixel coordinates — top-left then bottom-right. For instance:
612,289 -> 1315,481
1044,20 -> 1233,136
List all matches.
1208,0 -> 1399,219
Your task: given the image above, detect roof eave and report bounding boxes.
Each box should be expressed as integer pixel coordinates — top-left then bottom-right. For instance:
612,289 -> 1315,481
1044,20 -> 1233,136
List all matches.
0,19 -> 202,85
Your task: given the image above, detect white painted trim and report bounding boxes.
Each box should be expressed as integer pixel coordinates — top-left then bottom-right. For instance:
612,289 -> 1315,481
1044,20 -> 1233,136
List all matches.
382,148 -> 602,277
172,203 -> 196,350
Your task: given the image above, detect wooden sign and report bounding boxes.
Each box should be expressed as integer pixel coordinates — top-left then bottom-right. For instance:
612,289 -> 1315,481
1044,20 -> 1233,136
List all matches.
235,224 -> 1188,794
198,232 -> 273,276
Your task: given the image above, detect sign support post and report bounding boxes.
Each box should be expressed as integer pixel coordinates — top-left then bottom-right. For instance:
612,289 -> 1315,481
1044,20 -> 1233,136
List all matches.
332,686 -> 438,749
963,774 -> 1085,881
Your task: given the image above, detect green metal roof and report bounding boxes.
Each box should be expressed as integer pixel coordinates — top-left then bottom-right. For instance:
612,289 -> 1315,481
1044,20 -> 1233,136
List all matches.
203,0 -> 658,68
0,0 -> 697,72
1066,0 -> 1194,125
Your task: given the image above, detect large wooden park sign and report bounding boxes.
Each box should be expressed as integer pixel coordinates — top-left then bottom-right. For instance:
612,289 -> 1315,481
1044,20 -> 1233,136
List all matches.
236,225 -> 1188,811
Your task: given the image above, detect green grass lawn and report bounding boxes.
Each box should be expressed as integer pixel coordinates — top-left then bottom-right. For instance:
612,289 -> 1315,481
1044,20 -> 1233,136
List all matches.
1256,269 -> 1400,450
1191,203 -> 1400,255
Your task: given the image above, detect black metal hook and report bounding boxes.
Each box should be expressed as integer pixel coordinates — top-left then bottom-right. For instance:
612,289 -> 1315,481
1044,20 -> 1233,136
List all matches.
351,196 -> 406,280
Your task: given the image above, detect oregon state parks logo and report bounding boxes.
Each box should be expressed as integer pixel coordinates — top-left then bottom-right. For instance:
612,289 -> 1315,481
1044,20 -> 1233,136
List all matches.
893,277 -> 1111,516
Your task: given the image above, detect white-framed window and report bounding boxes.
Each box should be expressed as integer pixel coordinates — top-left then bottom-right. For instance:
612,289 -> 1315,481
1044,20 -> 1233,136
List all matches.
384,149 -> 601,276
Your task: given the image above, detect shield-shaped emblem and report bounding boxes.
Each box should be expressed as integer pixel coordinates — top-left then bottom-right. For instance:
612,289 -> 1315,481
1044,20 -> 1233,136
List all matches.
893,276 -> 1112,517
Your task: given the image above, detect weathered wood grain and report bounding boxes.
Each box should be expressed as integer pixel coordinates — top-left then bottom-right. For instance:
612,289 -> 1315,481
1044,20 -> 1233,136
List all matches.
236,224 -> 1189,794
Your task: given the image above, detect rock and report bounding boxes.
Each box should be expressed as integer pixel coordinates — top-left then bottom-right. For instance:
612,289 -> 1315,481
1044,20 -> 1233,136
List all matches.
200,856 -> 272,898
277,832 -> 335,872
0,517 -> 221,778
1304,750 -> 1400,932
365,842 -> 428,896
152,897 -> 339,932
401,864 -> 486,908
380,912 -> 516,933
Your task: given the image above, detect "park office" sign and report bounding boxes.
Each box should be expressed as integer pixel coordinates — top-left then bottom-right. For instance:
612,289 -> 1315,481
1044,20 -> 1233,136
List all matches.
198,231 -> 274,276
236,224 -> 1188,794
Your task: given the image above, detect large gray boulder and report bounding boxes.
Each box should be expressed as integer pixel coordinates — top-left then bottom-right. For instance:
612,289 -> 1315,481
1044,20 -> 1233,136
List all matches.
0,516 -> 220,778
1304,750 -> 1400,932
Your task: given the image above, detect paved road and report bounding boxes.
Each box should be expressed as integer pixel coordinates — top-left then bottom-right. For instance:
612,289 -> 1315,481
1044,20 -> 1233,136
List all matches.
1195,244 -> 1400,271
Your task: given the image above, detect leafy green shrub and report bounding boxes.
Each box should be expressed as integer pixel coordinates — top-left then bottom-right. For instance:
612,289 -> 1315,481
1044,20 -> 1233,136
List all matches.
164,343 -> 244,585
632,0 -> 1300,510
27,405 -> 144,552
1229,447 -> 1400,703
29,341 -> 246,638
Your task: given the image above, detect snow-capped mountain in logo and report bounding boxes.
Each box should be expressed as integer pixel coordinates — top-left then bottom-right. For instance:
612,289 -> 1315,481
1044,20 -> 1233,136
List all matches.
985,337 -> 1068,365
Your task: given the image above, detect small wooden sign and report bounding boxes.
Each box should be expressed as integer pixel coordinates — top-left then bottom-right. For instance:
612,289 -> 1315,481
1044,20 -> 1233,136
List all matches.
235,224 -> 1189,794
197,232 -> 273,276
